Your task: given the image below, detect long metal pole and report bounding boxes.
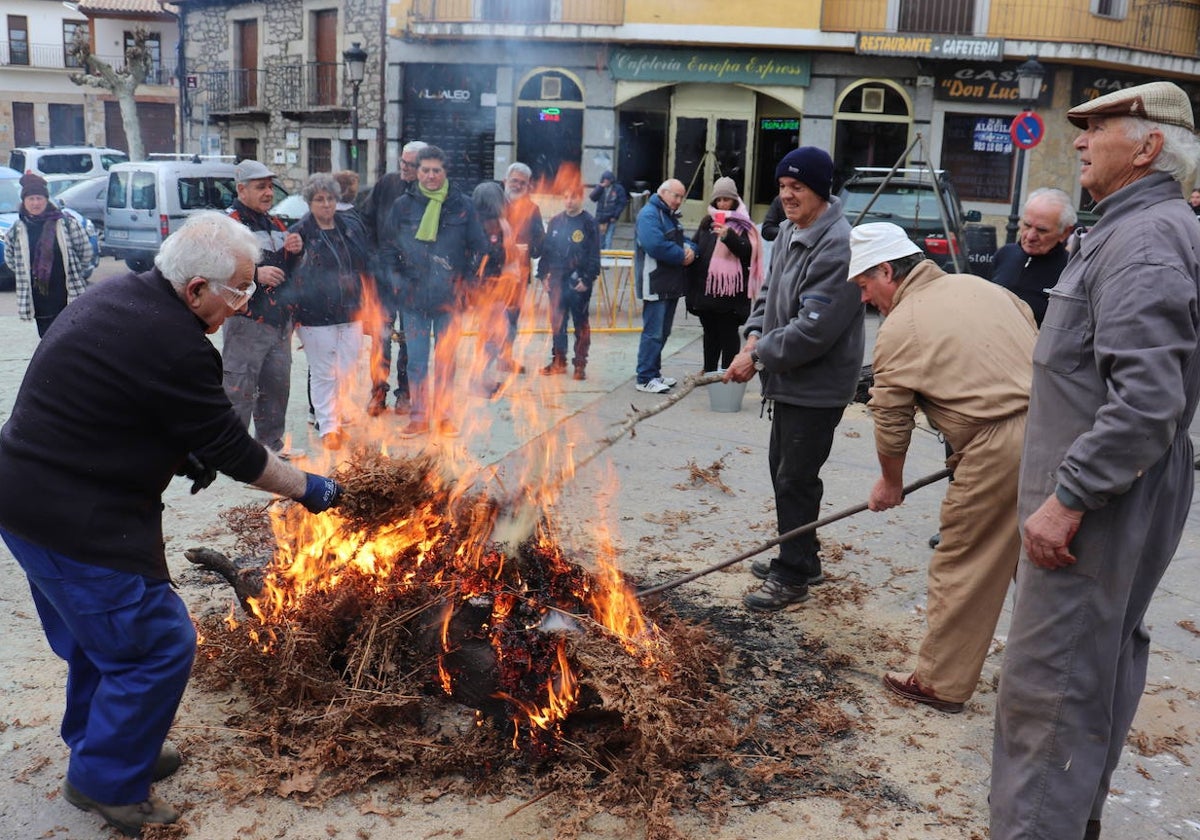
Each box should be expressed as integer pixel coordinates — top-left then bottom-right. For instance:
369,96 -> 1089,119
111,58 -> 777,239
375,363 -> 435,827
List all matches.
1006,142 -> 1027,245
636,468 -> 953,599
351,82 -> 361,177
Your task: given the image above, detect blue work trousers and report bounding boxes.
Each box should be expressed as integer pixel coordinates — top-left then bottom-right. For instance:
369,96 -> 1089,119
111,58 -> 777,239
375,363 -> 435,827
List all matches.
1,528 -> 196,806
401,306 -> 457,423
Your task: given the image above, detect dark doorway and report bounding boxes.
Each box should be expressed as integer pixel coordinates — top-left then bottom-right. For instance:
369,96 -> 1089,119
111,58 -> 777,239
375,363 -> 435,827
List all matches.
617,109 -> 667,194
516,106 -> 583,185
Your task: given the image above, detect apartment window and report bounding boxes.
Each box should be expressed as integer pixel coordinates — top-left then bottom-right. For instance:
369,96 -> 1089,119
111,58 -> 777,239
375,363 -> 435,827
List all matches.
309,138 -> 332,174
8,16 -> 30,65
898,0 -> 974,35
64,21 -> 88,68
126,31 -> 163,83
1091,0 -> 1127,18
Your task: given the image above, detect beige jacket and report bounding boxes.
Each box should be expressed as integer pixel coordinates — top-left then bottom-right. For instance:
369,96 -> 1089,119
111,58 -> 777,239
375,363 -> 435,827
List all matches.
868,260 -> 1037,457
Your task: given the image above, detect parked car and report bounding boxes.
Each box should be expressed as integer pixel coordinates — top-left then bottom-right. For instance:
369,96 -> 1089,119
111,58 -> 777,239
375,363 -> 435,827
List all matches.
270,193 -> 308,225
8,145 -> 128,179
54,175 -> 109,232
0,166 -> 100,292
104,155 -> 286,271
837,167 -> 997,278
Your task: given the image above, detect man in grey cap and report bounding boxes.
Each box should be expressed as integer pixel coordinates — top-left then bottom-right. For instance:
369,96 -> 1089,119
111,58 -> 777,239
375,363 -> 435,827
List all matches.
849,222 -> 1035,714
223,160 -> 304,458
990,80 -> 1200,840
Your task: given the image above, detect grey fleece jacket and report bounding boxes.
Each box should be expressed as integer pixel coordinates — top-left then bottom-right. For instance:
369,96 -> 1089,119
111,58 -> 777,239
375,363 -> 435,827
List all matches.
742,196 -> 865,408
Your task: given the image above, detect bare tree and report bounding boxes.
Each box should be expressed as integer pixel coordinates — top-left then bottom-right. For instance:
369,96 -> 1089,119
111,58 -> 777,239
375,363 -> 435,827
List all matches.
67,25 -> 153,160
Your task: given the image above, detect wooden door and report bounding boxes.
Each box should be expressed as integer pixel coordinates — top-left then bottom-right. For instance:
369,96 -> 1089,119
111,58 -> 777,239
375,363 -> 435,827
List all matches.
313,10 -> 338,107
236,20 -> 258,108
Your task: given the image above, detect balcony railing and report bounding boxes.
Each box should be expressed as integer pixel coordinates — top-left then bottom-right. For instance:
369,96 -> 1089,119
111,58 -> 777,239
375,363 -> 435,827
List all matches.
0,40 -> 181,79
410,0 -> 623,25
196,68 -> 263,113
822,0 -> 1200,59
275,61 -> 346,111
92,54 -> 180,86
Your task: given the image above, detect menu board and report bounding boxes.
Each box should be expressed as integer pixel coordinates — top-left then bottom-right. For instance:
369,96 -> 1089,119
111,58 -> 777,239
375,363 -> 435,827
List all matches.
940,112 -> 1014,202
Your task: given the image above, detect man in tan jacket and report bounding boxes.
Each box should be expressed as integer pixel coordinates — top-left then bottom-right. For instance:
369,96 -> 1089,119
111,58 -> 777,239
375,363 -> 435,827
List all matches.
849,222 -> 1037,712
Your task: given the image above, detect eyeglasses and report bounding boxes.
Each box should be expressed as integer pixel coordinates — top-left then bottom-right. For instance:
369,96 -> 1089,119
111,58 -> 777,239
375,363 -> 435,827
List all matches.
210,279 -> 256,309
400,159 -> 418,170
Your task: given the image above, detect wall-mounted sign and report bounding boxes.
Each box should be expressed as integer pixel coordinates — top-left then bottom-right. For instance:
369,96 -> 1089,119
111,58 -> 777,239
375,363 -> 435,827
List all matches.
933,62 -> 1053,106
404,64 -> 495,111
856,33 -> 1003,61
609,48 -> 810,86
1071,70 -> 1200,113
539,108 -> 561,122
1010,111 -> 1045,150
761,118 -> 800,130
972,116 -> 1013,154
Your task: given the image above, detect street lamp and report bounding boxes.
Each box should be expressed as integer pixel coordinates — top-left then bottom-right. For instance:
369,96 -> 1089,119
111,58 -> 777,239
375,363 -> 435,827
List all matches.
1005,56 -> 1047,244
343,41 -> 368,177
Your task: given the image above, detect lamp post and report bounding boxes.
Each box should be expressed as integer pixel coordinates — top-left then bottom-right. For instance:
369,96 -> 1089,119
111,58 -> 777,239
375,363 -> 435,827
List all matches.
343,41 -> 367,178
1005,56 -> 1047,245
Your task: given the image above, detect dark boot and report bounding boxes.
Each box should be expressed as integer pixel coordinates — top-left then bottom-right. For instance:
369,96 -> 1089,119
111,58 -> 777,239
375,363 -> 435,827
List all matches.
743,578 -> 809,612
541,355 -> 567,375
749,557 -> 824,585
573,364 -> 586,381
1083,820 -> 1101,840
366,385 -> 387,417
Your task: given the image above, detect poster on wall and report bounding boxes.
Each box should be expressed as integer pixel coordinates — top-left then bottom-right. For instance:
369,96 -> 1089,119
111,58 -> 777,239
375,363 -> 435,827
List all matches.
940,112 -> 1014,203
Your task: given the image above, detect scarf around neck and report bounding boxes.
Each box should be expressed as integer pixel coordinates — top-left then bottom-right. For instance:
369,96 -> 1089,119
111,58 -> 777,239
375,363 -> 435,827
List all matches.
416,181 -> 450,242
705,202 -> 764,300
20,204 -> 64,287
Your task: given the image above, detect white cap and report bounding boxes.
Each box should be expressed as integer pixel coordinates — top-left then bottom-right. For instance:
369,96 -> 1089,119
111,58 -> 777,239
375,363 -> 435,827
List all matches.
847,222 -> 923,281
234,159 -> 275,183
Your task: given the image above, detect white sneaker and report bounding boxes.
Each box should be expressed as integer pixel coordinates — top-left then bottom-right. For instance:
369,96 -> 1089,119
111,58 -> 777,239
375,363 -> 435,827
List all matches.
635,378 -> 670,394
660,376 -> 678,388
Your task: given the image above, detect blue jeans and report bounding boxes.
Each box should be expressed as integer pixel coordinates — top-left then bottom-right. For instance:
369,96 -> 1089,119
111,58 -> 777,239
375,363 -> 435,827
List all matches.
601,221 -> 617,251
1,528 -> 196,806
549,282 -> 592,366
636,297 -> 678,383
401,306 -> 456,422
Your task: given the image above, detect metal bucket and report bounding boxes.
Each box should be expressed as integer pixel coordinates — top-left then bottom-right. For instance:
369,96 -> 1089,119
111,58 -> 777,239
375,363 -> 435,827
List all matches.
708,378 -> 748,413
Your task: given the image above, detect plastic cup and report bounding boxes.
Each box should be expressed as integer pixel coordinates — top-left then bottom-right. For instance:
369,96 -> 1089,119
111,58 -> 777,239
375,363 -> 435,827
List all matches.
713,210 -> 727,225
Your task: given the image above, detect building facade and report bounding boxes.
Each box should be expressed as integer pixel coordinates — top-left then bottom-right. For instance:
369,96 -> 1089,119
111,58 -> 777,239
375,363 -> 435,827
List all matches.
387,0 -> 1200,229
0,0 -> 179,154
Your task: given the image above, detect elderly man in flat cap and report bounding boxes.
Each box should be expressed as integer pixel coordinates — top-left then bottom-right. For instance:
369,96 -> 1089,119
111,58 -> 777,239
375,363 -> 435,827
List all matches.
849,222 -> 1036,715
990,80 -> 1200,840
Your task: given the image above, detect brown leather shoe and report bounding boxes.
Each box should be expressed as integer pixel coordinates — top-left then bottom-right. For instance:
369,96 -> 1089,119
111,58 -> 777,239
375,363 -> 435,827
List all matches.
883,671 -> 964,713
63,780 -> 179,837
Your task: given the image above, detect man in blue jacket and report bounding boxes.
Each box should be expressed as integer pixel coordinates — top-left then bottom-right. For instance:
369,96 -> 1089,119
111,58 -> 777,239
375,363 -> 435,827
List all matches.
380,144 -> 488,439
724,147 -> 865,611
634,178 -> 695,393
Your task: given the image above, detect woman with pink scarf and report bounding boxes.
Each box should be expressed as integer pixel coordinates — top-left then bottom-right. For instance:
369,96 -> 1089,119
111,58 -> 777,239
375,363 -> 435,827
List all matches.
685,177 -> 764,373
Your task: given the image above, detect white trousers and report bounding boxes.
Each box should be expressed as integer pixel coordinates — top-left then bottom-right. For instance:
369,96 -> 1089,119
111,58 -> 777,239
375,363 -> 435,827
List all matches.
297,323 -> 361,438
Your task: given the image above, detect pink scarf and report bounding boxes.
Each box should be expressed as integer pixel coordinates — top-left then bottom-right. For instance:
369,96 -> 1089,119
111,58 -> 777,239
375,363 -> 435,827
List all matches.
704,201 -> 764,301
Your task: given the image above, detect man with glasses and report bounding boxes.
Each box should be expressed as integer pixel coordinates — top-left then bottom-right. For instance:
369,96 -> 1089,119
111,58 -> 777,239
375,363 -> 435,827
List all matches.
500,161 -> 545,373
362,140 -> 427,416
634,178 -> 695,393
0,211 -> 343,837
222,159 -> 304,458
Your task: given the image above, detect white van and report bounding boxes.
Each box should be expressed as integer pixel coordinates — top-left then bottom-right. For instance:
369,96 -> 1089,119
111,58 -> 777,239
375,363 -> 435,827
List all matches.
8,145 -> 127,178
103,155 -> 285,270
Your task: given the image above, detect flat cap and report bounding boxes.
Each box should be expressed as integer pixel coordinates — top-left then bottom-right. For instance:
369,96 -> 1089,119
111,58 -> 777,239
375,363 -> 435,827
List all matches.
234,159 -> 275,183
1067,80 -> 1195,131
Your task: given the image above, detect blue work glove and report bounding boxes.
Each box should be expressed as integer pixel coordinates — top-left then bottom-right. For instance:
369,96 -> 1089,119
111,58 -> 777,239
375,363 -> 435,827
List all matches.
298,473 -> 343,514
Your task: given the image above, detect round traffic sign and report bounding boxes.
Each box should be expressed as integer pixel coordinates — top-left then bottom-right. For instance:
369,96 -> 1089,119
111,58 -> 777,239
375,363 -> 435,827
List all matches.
1010,111 -> 1045,150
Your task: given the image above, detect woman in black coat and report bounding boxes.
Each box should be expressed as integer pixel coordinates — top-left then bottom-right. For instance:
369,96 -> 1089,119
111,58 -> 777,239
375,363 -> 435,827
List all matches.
289,172 -> 371,450
686,177 -> 764,372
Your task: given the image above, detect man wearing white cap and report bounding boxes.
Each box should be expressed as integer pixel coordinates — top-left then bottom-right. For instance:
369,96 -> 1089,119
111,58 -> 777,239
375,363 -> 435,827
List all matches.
991,80 -> 1200,840
849,222 -> 1036,713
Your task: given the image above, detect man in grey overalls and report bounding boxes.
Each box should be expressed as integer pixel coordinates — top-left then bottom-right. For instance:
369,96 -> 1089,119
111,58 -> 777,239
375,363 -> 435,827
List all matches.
990,81 -> 1200,840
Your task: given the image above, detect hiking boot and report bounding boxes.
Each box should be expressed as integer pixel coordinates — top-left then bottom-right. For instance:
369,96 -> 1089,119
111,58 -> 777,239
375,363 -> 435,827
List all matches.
635,377 -> 670,394
399,420 -> 428,439
743,578 -> 810,612
749,558 -> 824,586
541,357 -> 568,376
152,741 -> 181,782
62,780 -> 179,837
573,365 -> 586,381
366,387 -> 387,417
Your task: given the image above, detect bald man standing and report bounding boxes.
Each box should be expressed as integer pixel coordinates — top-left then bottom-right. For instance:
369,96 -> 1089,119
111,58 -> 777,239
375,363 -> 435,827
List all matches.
633,179 -> 695,393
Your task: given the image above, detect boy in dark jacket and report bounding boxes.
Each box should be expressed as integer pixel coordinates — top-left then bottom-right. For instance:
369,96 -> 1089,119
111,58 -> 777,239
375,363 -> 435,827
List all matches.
538,184 -> 601,380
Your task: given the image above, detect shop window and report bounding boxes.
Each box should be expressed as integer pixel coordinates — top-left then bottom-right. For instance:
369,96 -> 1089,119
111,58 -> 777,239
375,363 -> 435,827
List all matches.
754,116 -> 801,208
940,112 -> 1014,203
833,80 -> 913,188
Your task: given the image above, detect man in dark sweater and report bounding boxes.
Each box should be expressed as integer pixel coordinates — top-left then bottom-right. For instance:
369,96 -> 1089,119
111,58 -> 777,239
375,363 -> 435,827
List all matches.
538,183 -> 601,380
222,159 -> 304,457
0,211 -> 342,837
990,188 -> 1075,326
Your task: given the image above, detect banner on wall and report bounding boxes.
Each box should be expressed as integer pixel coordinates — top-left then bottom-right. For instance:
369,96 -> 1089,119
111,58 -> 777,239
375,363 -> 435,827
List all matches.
609,47 -> 810,87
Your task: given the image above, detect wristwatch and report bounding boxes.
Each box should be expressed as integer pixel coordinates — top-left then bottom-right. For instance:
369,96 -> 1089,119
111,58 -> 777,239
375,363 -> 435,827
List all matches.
750,349 -> 765,371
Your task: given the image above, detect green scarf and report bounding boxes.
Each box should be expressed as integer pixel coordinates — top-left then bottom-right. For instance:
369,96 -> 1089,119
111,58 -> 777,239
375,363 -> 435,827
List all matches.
416,181 -> 449,242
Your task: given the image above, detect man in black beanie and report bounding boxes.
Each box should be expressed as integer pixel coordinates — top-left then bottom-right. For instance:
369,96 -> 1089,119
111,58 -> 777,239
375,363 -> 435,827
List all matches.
724,146 -> 865,611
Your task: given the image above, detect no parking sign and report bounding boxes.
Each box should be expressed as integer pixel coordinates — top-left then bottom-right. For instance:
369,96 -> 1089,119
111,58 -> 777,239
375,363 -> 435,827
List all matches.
1010,111 -> 1045,150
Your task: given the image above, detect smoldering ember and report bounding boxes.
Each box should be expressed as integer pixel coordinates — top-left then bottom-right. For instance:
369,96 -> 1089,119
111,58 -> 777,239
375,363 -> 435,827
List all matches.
183,446 -> 900,840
